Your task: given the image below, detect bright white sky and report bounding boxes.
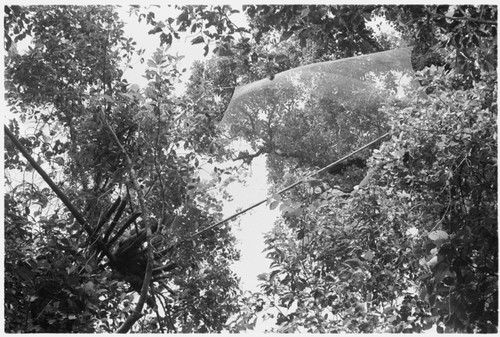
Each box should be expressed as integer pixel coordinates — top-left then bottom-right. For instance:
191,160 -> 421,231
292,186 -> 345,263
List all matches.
222,155 -> 279,292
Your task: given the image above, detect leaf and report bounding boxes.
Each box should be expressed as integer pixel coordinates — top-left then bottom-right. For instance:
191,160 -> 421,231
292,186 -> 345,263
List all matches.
417,273 -> 432,281
148,26 -> 163,35
118,92 -> 134,101
297,228 -> 304,240
269,269 -> 280,281
293,208 -> 304,217
271,193 -> 282,202
436,141 -> 446,150
160,32 -> 173,46
428,230 -> 449,242
147,59 -> 157,68
269,200 -> 279,210
191,36 -> 205,45
426,256 -> 438,269
129,84 -> 140,92
102,94 -> 114,103
361,250 -> 374,261
391,148 -> 405,158
280,30 -> 294,42
280,204 -> 291,213
339,270 -> 351,280
384,306 -> 397,314
83,281 -> 94,293
275,54 -> 288,63
344,258 -> 362,266
281,275 -> 291,285
275,198 -> 287,210
176,11 -> 189,25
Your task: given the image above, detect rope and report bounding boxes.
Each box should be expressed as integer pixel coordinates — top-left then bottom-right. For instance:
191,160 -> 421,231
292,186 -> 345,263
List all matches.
186,132 -> 390,240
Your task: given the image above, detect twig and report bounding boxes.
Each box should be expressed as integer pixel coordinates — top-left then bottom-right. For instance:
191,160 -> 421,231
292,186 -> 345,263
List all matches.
268,295 -> 302,333
430,201 -> 451,232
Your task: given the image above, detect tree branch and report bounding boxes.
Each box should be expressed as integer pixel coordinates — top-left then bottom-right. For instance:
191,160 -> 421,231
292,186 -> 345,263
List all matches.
233,147 -> 266,162
4,124 -> 115,263
427,8 -> 497,25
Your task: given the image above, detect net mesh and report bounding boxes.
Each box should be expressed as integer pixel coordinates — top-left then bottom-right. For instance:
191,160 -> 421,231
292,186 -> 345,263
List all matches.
221,47 -> 417,128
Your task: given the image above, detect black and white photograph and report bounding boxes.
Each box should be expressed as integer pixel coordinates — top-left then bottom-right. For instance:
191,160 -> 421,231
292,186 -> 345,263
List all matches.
3,4 -> 497,333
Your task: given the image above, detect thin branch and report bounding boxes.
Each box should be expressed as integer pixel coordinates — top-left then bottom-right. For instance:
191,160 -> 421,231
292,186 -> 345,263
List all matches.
233,147 -> 266,162
427,8 -> 497,25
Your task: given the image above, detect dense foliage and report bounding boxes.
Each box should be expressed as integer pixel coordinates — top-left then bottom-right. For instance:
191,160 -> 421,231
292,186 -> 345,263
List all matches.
224,5 -> 497,333
4,4 -> 497,333
5,5 -> 240,332
253,65 -> 497,333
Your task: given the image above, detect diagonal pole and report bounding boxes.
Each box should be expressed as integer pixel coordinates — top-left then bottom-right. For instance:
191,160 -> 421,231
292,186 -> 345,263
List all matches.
4,124 -> 115,262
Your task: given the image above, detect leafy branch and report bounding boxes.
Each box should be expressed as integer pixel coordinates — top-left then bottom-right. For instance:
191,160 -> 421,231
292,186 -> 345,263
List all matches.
3,124 -> 116,263
426,8 -> 497,25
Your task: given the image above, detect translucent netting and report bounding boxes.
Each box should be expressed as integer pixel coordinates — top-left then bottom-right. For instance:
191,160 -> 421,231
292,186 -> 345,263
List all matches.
221,47 -> 417,129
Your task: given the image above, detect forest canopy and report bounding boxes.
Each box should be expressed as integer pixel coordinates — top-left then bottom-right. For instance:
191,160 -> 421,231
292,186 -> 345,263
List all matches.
4,4 -> 497,333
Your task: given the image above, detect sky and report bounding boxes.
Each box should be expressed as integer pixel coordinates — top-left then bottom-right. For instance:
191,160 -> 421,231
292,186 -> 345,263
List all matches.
222,155 -> 280,292
119,5 -> 248,89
